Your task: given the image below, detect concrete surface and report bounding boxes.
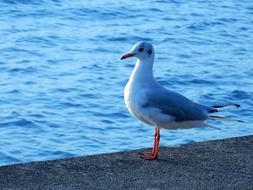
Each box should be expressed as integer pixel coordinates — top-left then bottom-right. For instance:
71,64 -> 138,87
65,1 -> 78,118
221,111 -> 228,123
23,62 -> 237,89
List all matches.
0,135 -> 253,190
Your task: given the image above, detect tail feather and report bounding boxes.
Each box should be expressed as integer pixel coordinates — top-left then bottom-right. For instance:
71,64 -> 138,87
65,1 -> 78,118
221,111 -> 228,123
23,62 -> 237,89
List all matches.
208,104 -> 244,123
209,115 -> 244,123
211,104 -> 240,111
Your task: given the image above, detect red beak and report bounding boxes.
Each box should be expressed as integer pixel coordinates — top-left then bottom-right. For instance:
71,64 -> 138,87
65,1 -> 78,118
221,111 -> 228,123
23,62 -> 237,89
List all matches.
120,53 -> 135,60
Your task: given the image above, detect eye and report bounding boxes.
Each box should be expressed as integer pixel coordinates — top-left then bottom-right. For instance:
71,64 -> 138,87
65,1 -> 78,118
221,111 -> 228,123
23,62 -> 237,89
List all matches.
148,49 -> 152,55
138,47 -> 144,52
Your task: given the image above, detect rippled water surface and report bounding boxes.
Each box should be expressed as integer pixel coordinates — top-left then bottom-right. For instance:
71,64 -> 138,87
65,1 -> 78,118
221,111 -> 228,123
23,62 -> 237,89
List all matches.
0,0 -> 253,165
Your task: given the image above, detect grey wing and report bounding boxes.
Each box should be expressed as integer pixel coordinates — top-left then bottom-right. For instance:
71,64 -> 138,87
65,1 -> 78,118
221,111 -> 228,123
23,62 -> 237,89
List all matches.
145,87 -> 212,121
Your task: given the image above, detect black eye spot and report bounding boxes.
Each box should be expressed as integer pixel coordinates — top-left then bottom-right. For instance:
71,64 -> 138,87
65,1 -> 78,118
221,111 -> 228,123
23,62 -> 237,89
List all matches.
138,48 -> 144,52
148,49 -> 152,55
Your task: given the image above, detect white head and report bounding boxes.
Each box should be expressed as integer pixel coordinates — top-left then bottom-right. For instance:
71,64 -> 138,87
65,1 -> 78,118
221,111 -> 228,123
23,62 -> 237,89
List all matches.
121,42 -> 154,61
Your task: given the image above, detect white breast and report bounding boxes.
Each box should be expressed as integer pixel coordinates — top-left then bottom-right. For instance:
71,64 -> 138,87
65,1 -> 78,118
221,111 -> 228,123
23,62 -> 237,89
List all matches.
124,80 -> 152,125
123,58 -> 176,128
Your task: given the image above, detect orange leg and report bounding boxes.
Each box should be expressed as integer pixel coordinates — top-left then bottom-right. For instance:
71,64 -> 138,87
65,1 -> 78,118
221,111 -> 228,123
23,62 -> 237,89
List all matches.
138,127 -> 160,160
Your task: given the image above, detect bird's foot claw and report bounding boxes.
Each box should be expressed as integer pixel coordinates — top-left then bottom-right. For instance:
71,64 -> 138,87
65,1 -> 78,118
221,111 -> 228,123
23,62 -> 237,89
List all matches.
138,151 -> 153,156
145,155 -> 158,160
138,152 -> 158,160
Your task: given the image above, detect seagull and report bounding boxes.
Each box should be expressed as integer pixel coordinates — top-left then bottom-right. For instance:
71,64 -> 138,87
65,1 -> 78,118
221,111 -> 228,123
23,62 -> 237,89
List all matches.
121,41 -> 242,160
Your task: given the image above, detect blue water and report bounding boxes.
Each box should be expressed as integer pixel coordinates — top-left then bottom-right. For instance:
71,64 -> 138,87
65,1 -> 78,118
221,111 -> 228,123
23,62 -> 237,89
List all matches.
0,0 -> 253,165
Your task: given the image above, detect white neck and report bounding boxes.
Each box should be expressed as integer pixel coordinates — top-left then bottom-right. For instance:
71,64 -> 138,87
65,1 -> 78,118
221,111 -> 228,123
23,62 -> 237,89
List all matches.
129,57 -> 155,86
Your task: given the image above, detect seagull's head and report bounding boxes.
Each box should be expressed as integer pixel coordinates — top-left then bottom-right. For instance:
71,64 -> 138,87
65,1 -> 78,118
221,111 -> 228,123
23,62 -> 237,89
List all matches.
121,42 -> 154,61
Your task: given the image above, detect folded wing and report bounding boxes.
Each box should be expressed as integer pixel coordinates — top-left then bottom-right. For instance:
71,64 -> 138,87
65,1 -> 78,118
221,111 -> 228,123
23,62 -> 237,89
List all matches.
144,86 -> 214,122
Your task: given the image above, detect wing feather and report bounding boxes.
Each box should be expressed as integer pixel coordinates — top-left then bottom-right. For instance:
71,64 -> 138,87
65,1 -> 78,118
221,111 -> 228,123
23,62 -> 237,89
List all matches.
144,86 -> 210,121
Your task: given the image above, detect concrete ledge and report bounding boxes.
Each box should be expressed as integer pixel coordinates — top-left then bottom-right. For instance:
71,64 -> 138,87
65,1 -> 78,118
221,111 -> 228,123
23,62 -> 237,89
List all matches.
0,136 -> 253,190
